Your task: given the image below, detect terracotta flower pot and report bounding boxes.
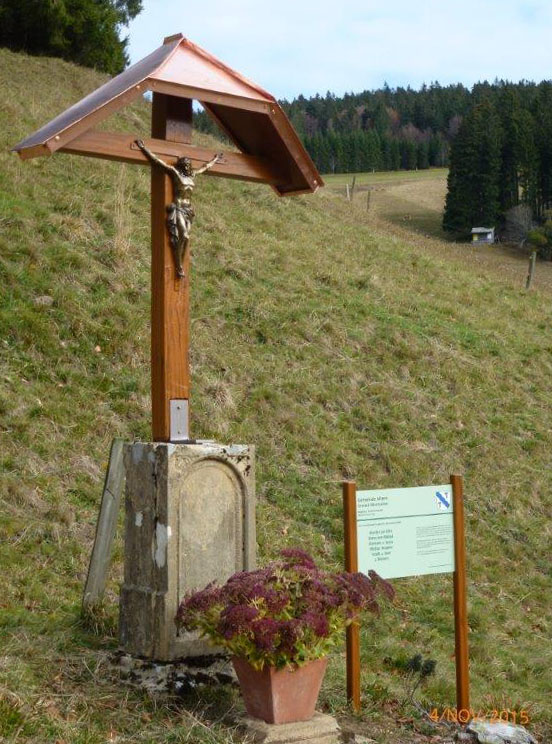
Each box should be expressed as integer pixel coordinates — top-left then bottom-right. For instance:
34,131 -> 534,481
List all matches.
232,656 -> 328,724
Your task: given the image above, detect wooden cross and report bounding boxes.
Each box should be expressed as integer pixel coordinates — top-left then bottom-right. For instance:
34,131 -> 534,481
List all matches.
150,93 -> 194,442
66,94 -> 274,442
13,35 -> 322,443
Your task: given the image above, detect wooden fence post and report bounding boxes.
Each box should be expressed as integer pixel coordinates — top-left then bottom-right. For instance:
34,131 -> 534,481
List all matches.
83,439 -> 125,608
526,250 -> 537,290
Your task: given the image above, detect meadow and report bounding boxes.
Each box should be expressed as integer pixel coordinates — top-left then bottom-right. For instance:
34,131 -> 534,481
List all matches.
0,49 -> 550,743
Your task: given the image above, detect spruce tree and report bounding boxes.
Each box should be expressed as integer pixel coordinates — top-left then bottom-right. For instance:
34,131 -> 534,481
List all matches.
516,109 -> 538,213
534,82 -> 552,216
443,100 -> 502,233
497,87 -> 521,212
401,140 -> 418,170
0,0 -> 142,74
334,135 -> 345,173
390,139 -> 401,170
417,141 -> 430,169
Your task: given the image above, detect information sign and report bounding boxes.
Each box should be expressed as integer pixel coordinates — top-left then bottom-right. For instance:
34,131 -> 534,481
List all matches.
356,484 -> 454,579
342,476 -> 469,716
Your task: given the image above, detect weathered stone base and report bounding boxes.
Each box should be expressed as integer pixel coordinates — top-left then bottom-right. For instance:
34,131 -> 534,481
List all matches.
240,712 -> 341,744
119,441 -> 255,661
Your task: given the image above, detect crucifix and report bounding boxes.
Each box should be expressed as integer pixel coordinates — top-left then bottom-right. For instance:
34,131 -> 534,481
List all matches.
135,138 -> 221,279
13,34 -> 322,444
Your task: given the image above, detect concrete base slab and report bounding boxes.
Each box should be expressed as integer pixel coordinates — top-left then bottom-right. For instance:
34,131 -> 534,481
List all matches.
119,441 -> 255,660
240,712 -> 341,744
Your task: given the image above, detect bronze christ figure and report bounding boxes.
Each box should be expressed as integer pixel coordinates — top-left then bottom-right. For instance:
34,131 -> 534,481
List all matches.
135,140 -> 221,278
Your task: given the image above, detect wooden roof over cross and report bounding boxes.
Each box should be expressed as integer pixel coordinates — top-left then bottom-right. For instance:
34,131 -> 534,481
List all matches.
13,34 -> 322,196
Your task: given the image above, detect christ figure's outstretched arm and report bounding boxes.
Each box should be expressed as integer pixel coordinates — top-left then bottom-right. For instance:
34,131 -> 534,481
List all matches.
135,139 -> 179,178
193,153 -> 223,176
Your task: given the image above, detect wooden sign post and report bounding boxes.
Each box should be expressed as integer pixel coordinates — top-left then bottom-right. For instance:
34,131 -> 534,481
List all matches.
343,480 -> 361,712
343,475 -> 469,713
451,474 -> 469,712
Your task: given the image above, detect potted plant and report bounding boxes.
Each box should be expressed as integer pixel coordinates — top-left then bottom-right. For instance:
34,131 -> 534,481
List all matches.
176,548 -> 394,724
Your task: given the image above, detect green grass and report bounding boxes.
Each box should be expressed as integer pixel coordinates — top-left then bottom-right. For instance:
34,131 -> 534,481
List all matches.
1,49 -> 551,742
323,168 -> 449,189
324,169 -> 450,238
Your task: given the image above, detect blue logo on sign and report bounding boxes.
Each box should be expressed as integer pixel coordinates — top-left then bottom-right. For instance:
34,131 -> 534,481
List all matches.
436,491 -> 451,510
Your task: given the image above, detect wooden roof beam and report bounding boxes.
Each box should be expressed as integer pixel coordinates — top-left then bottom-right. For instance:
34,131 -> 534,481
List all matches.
147,79 -> 271,113
59,130 -> 285,185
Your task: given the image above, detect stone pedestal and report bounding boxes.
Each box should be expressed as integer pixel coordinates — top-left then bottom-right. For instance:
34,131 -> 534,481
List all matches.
240,713 -> 341,744
119,442 -> 255,661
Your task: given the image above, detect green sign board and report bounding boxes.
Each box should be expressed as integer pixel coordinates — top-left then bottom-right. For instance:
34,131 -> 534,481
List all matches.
356,484 -> 455,579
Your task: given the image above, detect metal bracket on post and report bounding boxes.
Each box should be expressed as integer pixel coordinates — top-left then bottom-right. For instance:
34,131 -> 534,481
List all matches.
170,399 -> 189,442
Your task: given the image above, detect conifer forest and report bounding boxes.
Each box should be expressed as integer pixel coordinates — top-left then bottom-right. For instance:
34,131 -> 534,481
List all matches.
196,79 -> 552,239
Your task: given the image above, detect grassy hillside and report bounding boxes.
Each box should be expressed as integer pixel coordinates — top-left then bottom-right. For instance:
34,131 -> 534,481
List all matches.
0,49 -> 551,743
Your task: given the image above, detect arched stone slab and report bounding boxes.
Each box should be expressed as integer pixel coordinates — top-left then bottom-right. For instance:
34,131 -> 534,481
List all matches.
119,442 -> 255,660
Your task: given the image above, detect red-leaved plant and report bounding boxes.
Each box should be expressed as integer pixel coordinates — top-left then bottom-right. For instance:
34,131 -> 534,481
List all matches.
176,549 -> 394,670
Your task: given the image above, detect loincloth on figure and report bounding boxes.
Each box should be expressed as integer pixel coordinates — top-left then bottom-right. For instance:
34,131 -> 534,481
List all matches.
166,202 -> 195,247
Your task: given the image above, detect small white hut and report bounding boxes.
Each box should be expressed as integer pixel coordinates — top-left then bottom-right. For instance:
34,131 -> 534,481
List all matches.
471,227 -> 495,244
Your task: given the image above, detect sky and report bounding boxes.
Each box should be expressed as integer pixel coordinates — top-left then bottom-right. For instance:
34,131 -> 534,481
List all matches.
127,1 -> 552,101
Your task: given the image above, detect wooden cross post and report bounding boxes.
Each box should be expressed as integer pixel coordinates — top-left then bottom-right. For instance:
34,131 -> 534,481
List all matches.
150,93 -> 192,441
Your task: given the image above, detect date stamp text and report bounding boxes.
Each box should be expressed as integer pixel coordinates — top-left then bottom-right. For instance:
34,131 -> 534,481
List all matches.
429,708 -> 530,725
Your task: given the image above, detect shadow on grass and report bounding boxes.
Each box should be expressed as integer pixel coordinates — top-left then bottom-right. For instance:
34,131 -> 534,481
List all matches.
383,208 -> 451,241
